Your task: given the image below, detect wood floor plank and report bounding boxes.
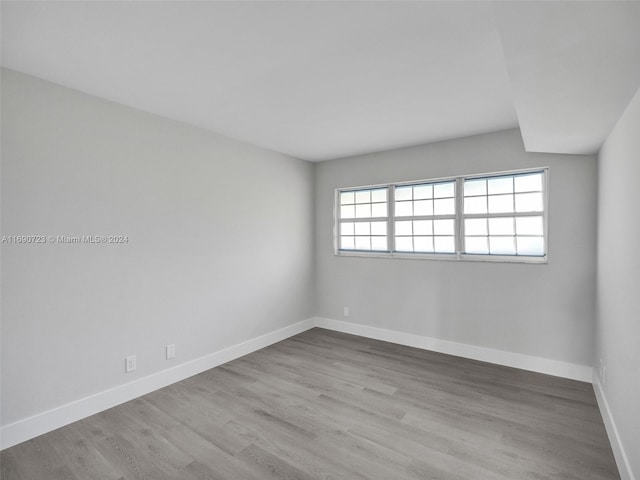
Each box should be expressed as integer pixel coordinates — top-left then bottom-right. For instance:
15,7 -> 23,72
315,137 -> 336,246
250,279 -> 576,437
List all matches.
0,328 -> 620,480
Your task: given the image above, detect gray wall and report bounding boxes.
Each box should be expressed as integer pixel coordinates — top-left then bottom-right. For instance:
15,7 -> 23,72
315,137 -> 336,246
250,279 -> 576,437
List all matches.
596,86 -> 640,478
0,69 -> 315,426
315,129 -> 597,366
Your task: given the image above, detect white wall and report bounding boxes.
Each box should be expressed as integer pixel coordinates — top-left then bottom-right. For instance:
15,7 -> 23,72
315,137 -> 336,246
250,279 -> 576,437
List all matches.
315,129 -> 597,368
596,86 -> 640,480
0,69 -> 315,428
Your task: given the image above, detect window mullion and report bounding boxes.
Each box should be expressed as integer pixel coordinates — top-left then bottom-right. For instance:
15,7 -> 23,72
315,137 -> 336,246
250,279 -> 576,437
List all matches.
389,185 -> 396,252
455,177 -> 464,256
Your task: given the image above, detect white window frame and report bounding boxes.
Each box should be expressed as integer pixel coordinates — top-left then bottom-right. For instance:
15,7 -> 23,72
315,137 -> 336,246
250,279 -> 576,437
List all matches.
334,167 -> 549,264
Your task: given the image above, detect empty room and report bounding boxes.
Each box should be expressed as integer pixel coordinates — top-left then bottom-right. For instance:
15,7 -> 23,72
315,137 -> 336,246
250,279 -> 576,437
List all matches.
1,1 -> 639,479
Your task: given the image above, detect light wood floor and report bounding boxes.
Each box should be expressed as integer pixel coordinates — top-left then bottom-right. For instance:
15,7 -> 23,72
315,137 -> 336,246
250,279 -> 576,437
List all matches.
1,328 -> 619,480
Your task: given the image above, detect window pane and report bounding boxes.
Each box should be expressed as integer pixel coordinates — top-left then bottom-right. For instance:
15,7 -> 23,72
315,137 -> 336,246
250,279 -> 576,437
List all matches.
355,222 -> 370,235
488,194 -> 514,213
515,192 -> 543,212
371,221 -> 387,236
434,219 -> 454,235
464,179 -> 486,197
395,186 -> 412,201
465,236 -> 489,254
371,188 -> 387,203
515,173 -> 542,192
414,236 -> 434,252
465,218 -> 487,236
434,182 -> 455,198
355,203 -> 372,218
395,237 -> 413,251
414,200 -> 433,216
355,190 -> 371,204
413,184 -> 432,199
488,217 -> 514,235
341,236 -> 354,249
489,236 -> 516,255
341,205 -> 355,219
340,192 -> 355,205
355,236 -> 371,250
464,196 -> 487,214
371,236 -> 388,251
488,176 -> 513,195
517,236 -> 544,256
516,216 -> 543,236
395,201 -> 412,217
341,222 -> 354,236
434,236 -> 455,253
371,202 -> 388,218
413,220 -> 432,235
434,198 -> 455,215
395,221 -> 412,236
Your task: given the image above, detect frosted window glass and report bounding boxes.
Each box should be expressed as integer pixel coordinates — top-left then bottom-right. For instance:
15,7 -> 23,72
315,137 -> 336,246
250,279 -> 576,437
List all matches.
355,222 -> 370,235
395,221 -> 412,236
515,192 -> 543,212
465,218 -> 487,236
371,236 -> 387,251
434,182 -> 455,198
515,173 -> 542,192
414,236 -> 434,252
395,186 -> 412,201
464,179 -> 486,197
371,203 -> 387,218
341,222 -> 354,236
355,190 -> 371,204
371,189 -> 387,203
465,237 -> 489,254
434,219 -> 454,235
355,204 -> 372,218
464,196 -> 487,214
434,236 -> 455,253
355,236 -> 371,250
340,192 -> 355,205
414,200 -> 433,216
413,220 -> 432,235
371,221 -> 387,236
489,237 -> 516,255
488,176 -> 513,195
413,185 -> 432,199
395,237 -> 413,251
395,201 -> 412,217
488,194 -> 514,213
517,236 -> 544,256
488,217 -> 514,235
341,236 -> 354,249
434,198 -> 455,215
341,205 -> 355,219
516,216 -> 543,236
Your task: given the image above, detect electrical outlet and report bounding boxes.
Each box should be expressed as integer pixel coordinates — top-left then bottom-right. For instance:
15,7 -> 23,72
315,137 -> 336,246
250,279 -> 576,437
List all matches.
602,365 -> 606,386
125,355 -> 137,373
166,344 -> 175,360
343,306 -> 350,317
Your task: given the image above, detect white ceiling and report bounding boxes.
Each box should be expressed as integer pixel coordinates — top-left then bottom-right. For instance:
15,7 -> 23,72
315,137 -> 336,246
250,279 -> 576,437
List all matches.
2,1 -> 639,162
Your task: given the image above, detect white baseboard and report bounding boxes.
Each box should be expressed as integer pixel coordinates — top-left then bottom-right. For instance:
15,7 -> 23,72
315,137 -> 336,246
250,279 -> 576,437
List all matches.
592,374 -> 636,480
0,317 -> 596,451
313,317 -> 593,382
0,318 -> 316,450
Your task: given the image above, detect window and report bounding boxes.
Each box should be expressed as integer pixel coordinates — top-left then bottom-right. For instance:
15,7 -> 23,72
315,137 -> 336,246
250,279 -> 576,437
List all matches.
335,168 -> 548,262
463,172 -> 545,257
394,180 -> 456,254
338,187 -> 388,251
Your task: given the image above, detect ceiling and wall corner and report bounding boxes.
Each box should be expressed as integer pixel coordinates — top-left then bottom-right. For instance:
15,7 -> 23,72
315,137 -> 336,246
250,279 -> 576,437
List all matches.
2,1 -> 639,162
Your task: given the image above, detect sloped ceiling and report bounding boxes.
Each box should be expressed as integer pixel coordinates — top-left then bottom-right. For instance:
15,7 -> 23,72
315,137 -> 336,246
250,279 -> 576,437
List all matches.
2,1 -> 639,161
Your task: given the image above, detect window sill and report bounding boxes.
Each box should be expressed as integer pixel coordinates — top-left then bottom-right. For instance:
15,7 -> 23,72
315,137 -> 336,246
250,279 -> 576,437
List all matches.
335,250 -> 548,264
